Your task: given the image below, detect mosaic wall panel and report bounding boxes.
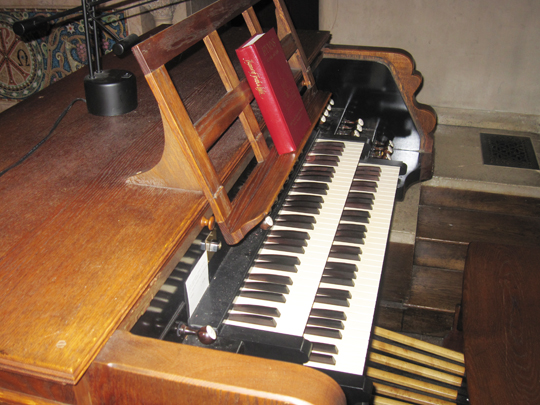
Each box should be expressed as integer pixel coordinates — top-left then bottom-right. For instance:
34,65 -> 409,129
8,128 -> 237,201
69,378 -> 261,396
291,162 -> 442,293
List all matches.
0,9 -> 128,102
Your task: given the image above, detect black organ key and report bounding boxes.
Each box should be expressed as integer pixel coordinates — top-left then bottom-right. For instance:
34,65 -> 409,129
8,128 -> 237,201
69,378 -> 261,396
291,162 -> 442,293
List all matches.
305,326 -> 342,339
315,296 -> 350,307
337,223 -> 367,234
309,353 -> 336,365
296,174 -> 333,183
317,287 -> 352,300
346,194 -> 374,203
300,167 -> 335,177
310,308 -> 347,321
265,237 -> 307,247
349,191 -> 375,201
354,166 -> 381,181
321,276 -> 355,287
325,262 -> 358,273
267,230 -> 310,240
308,148 -> 342,156
232,304 -> 281,317
243,282 -> 290,294
247,274 -> 293,285
311,143 -> 343,151
282,200 -> 322,209
340,210 -> 370,224
311,143 -> 344,152
239,290 -> 286,303
276,214 -> 316,224
300,166 -> 335,175
315,141 -> 345,148
355,165 -> 381,174
323,268 -> 357,280
334,230 -> 365,244
307,317 -> 345,330
292,182 -> 329,191
311,149 -> 344,157
274,221 -> 314,230
344,200 -> 373,210
305,156 -> 339,166
351,180 -> 377,192
228,313 -> 277,327
329,245 -> 362,261
345,194 -> 374,210
354,173 -> 380,181
311,342 -> 339,354
262,243 -> 305,254
285,194 -> 324,204
290,186 -> 328,196
256,255 -> 300,266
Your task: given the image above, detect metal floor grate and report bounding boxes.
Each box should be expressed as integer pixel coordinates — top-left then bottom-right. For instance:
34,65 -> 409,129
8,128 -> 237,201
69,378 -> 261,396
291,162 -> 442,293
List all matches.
480,133 -> 539,170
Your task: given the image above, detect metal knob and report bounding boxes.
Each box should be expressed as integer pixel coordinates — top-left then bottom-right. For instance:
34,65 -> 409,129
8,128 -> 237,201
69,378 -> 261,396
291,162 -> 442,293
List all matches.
177,324 -> 217,345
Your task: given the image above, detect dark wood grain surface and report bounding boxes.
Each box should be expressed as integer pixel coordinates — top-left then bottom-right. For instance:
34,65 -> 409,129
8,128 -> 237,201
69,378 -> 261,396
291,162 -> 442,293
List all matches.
463,242 -> 540,405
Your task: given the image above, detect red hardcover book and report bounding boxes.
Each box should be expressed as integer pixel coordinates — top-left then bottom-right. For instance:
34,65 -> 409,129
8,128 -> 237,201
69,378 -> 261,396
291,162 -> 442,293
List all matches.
236,28 -> 311,155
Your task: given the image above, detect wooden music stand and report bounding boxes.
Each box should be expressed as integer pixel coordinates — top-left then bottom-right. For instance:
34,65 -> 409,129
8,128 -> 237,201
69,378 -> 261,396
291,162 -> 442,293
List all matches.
128,0 -> 331,245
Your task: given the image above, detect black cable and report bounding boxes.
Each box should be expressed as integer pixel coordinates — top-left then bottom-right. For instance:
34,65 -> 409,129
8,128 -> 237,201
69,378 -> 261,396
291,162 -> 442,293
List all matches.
0,98 -> 86,178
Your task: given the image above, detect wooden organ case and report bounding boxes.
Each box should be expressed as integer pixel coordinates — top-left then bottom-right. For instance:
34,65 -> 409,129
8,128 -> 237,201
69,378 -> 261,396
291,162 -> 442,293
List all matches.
0,1 -> 436,404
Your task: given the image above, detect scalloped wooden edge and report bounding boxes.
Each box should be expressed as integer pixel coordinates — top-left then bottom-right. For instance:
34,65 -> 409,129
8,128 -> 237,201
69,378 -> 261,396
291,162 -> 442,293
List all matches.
322,45 -> 437,154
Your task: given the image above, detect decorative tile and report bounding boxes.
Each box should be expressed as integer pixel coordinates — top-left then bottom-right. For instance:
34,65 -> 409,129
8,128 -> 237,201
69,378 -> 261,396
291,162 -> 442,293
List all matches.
0,9 -> 127,101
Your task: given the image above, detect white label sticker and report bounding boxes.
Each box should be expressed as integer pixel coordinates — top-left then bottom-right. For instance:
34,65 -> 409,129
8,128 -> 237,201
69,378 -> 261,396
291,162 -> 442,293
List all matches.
185,251 -> 209,317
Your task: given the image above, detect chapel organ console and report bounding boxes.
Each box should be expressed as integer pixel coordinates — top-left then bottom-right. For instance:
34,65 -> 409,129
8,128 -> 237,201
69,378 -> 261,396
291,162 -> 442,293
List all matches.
0,0 -> 436,403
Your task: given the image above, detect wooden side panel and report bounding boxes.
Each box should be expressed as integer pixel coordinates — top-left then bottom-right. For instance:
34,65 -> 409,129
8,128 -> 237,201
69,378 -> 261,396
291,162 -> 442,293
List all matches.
463,243 -> 540,405
0,389 -> 68,405
84,331 -> 346,405
0,371 -> 75,405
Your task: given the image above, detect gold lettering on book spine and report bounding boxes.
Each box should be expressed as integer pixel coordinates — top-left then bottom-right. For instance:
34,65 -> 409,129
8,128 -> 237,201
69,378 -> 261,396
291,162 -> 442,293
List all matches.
243,59 -> 265,96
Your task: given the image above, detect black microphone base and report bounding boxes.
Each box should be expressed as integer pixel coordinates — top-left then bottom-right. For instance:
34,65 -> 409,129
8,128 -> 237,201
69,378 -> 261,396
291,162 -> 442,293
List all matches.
84,69 -> 137,116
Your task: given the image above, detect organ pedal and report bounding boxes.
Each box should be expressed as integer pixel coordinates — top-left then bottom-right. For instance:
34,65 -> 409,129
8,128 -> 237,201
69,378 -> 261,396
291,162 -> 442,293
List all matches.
368,327 -> 468,405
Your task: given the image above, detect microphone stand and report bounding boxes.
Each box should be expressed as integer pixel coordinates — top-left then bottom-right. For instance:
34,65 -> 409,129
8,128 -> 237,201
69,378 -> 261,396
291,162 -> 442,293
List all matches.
13,0 -> 141,116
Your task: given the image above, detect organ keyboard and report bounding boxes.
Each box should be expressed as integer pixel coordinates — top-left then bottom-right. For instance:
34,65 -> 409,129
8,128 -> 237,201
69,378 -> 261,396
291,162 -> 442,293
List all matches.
224,140 -> 401,378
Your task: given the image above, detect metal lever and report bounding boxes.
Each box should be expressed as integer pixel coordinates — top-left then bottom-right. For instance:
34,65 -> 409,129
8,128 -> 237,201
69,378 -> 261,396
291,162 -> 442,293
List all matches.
177,324 -> 217,345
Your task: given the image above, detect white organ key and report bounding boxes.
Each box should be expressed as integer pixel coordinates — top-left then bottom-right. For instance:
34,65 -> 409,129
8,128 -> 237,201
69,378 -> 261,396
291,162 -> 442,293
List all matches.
226,140 -> 366,336
306,163 -> 400,375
